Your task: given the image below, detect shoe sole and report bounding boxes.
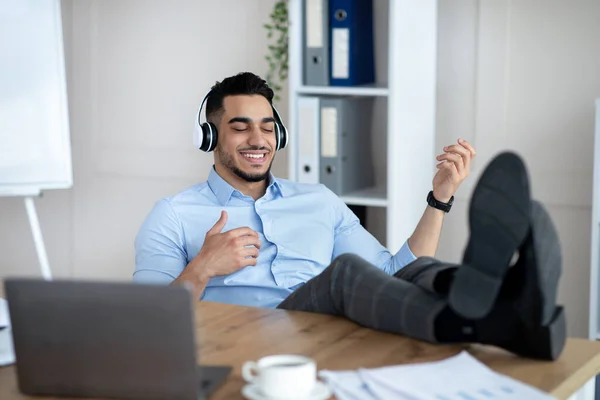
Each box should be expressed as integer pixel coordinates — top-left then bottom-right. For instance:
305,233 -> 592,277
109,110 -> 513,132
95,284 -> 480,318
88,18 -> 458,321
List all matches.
538,305 -> 567,361
449,152 -> 531,319
529,200 -> 562,326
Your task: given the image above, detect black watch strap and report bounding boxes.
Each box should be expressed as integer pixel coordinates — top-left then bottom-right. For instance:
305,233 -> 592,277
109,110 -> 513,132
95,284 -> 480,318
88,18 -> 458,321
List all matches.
427,190 -> 454,213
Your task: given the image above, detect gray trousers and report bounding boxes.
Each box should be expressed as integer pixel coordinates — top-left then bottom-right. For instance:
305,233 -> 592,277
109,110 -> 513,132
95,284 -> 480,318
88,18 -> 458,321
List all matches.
276,254 -> 458,343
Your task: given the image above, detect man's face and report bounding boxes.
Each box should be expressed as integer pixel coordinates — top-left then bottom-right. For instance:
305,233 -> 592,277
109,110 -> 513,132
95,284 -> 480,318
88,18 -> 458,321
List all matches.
214,95 -> 277,183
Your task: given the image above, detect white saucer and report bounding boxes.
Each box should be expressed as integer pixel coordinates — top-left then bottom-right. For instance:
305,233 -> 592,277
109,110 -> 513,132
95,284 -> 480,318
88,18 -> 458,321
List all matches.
241,381 -> 331,400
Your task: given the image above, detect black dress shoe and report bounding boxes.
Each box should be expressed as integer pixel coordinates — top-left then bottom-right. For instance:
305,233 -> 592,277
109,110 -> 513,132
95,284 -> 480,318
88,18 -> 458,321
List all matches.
434,150 -> 566,359
449,152 -> 532,319
481,200 -> 566,360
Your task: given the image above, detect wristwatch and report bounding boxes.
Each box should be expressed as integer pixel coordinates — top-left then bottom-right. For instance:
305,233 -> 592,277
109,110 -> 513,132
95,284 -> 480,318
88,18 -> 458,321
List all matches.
427,190 -> 454,213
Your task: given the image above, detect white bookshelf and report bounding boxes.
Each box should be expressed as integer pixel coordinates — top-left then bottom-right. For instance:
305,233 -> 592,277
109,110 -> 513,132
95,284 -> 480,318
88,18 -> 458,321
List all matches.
287,0 -> 437,252
340,186 -> 388,207
297,84 -> 389,97
589,98 -> 600,341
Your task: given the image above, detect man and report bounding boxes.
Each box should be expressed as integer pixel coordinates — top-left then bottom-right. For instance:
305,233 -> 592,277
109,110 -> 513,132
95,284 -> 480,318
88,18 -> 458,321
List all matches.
134,72 -> 565,360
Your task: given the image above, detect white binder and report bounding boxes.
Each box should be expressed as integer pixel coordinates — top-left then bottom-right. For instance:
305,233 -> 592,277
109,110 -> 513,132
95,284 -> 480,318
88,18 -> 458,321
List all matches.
304,0 -> 329,85
297,97 -> 321,184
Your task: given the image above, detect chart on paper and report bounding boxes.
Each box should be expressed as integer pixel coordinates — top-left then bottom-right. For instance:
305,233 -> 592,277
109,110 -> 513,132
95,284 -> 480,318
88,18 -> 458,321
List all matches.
319,351 -> 555,400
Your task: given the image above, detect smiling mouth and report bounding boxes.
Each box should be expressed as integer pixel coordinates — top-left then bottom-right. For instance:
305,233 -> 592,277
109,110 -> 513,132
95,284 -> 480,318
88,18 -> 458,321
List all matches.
240,152 -> 268,164
241,153 -> 265,159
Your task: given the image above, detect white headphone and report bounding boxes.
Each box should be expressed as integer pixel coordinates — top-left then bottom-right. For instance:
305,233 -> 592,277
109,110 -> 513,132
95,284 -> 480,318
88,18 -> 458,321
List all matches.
193,91 -> 288,152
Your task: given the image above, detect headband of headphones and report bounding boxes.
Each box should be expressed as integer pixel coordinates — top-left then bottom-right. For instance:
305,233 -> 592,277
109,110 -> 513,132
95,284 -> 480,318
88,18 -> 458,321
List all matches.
193,90 -> 288,152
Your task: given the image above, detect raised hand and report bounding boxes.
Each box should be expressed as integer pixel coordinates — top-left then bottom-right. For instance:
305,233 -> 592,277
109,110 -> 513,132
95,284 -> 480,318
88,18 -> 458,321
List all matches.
432,138 -> 476,202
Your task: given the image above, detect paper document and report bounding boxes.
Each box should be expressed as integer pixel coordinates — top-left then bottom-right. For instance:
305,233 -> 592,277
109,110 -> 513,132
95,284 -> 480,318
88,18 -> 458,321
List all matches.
0,298 -> 8,327
319,351 -> 556,400
0,298 -> 15,366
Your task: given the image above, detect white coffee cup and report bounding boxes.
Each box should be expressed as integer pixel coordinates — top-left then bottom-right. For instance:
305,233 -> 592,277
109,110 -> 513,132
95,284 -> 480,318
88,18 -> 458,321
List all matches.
242,354 -> 316,398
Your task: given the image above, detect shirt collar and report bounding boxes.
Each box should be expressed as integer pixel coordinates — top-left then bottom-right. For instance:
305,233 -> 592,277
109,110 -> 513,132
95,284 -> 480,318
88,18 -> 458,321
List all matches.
270,176 -> 285,198
207,166 -> 285,206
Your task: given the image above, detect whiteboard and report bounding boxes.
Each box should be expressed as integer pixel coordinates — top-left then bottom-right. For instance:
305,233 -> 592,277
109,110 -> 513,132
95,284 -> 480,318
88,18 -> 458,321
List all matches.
0,0 -> 72,196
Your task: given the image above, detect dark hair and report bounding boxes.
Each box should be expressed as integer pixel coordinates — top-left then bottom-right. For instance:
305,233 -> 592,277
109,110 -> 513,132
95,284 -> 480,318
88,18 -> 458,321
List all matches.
205,72 -> 274,125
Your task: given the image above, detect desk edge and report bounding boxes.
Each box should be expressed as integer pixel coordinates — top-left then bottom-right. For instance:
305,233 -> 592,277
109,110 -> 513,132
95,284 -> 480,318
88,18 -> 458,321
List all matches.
551,349 -> 600,399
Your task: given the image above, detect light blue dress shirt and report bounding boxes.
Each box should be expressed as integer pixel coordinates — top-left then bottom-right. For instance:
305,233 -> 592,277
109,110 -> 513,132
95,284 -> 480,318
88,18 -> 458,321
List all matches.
134,167 -> 417,308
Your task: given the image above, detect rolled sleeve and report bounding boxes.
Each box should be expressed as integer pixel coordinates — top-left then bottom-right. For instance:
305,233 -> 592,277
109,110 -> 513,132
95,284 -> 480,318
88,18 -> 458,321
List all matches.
390,240 -> 417,274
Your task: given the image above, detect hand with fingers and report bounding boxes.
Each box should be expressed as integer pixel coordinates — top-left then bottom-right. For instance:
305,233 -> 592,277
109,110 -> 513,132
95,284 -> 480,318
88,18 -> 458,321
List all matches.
177,210 -> 261,293
432,138 -> 477,202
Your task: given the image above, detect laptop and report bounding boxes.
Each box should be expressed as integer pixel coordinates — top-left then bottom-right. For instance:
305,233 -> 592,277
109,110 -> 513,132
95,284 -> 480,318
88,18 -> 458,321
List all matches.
4,278 -> 231,400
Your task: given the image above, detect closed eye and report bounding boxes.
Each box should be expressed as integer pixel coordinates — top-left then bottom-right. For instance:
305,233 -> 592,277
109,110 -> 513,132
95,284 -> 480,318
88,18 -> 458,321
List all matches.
231,124 -> 248,132
262,122 -> 275,133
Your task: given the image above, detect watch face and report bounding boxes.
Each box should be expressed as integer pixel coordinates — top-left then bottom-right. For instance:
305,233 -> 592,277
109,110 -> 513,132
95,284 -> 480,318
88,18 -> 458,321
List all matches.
427,191 -> 436,206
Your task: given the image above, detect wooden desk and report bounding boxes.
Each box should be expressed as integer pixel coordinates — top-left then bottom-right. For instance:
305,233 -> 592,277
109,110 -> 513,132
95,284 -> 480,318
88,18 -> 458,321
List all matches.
1,301 -> 600,399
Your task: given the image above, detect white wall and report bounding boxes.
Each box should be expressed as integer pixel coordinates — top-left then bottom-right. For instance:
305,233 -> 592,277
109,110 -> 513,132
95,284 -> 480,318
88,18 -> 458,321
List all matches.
1,0 -> 599,339
0,0 -> 283,291
68,0 -> 288,282
435,0 -> 600,338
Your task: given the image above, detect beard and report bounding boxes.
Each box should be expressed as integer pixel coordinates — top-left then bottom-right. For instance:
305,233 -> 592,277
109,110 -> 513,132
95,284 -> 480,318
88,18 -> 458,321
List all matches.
216,145 -> 274,183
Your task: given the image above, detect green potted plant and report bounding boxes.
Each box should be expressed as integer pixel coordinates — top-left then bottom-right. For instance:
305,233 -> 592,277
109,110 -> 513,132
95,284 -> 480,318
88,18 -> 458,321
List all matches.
264,0 -> 289,102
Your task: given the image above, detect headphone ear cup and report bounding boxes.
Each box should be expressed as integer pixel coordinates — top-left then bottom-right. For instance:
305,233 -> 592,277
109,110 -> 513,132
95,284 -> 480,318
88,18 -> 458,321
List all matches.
274,123 -> 281,151
270,103 -> 288,151
276,122 -> 288,150
199,122 -> 218,152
